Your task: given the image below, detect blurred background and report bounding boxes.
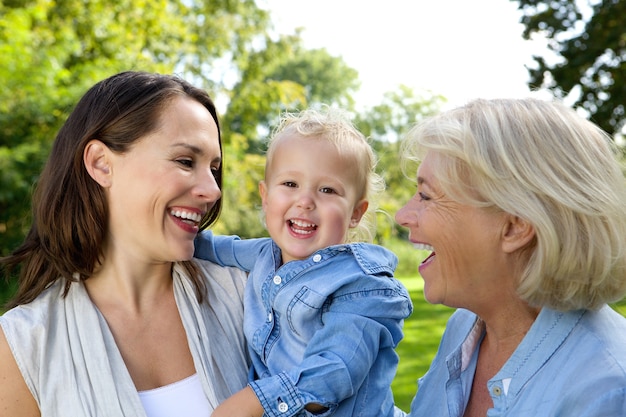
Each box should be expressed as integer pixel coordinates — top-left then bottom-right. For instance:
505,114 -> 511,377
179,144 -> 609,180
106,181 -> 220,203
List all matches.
2,0 -> 626,409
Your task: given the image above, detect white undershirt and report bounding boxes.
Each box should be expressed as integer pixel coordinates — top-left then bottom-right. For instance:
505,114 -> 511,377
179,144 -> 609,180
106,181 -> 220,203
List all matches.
138,373 -> 211,417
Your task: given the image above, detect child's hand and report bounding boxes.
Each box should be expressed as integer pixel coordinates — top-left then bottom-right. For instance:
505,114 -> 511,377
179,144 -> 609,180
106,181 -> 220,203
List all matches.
211,386 -> 264,417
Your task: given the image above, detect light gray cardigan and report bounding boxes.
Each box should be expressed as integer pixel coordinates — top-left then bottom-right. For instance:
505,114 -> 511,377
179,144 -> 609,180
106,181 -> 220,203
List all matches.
0,260 -> 249,416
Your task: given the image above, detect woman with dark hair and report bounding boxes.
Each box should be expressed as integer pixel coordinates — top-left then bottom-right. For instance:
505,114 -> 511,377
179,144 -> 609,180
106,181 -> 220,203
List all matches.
0,71 -> 249,416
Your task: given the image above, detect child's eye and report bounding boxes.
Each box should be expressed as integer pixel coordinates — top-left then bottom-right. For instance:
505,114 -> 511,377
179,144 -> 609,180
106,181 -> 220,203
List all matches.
320,187 -> 336,194
282,181 -> 297,188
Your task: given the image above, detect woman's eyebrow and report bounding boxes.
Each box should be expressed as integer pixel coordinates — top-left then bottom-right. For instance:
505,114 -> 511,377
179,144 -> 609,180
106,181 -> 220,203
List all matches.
171,142 -> 222,164
171,142 -> 203,154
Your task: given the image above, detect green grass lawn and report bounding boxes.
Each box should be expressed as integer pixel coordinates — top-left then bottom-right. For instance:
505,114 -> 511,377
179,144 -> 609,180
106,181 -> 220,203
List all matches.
391,275 -> 626,412
391,276 -> 453,412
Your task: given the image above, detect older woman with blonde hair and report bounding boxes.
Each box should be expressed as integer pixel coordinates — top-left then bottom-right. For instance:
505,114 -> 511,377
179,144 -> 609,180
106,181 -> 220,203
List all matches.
395,98 -> 626,416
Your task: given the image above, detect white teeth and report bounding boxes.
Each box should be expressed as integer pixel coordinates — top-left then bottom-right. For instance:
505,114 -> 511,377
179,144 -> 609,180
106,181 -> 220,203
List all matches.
291,219 -> 315,228
413,243 -> 434,251
171,209 -> 202,223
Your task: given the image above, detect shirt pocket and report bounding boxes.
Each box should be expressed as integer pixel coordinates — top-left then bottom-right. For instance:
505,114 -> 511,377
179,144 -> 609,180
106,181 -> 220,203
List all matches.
286,286 -> 327,340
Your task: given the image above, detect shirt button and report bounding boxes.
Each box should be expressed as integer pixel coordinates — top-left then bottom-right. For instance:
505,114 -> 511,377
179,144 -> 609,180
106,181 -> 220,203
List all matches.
267,312 -> 273,322
312,254 -> 322,262
492,386 -> 502,396
273,275 -> 282,285
278,402 -> 289,413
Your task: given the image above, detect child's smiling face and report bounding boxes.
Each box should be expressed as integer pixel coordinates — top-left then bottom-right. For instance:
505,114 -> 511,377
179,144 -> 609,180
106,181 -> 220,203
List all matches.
259,134 -> 368,264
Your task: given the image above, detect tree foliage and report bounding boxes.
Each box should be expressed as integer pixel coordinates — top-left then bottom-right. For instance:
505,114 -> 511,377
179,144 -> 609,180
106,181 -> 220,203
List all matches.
514,0 -> 626,136
222,31 -> 360,149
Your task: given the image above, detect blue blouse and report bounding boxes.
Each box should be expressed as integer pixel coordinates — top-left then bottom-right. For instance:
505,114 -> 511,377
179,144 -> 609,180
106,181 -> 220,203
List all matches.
396,306 -> 626,416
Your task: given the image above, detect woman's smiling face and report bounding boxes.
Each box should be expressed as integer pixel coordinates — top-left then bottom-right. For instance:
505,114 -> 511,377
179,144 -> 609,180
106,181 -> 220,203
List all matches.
105,96 -> 222,263
395,151 -> 511,310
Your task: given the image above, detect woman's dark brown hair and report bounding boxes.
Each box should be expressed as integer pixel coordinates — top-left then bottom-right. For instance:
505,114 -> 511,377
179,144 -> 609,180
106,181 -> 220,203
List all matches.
1,71 -> 223,309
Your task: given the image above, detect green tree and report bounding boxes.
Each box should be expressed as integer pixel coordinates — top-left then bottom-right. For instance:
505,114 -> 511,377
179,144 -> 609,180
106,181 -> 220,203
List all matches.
222,32 -> 360,148
514,0 -> 626,136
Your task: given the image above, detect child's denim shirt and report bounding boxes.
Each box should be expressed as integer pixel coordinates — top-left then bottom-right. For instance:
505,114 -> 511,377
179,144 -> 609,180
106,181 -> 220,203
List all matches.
195,231 -> 413,417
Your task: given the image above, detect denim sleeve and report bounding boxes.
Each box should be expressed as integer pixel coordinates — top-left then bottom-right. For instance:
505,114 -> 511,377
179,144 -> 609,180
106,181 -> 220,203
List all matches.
250,279 -> 412,417
194,230 -> 265,272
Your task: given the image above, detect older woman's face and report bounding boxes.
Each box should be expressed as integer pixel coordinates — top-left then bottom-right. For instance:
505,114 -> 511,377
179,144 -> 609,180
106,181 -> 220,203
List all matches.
106,96 -> 222,263
395,152 -> 511,310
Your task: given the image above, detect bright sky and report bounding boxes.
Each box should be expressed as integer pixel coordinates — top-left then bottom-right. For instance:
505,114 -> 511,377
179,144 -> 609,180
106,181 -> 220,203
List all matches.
261,0 -> 549,110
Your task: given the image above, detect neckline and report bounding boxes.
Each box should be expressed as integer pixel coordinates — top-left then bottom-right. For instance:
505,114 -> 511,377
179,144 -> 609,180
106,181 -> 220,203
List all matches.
138,373 -> 199,395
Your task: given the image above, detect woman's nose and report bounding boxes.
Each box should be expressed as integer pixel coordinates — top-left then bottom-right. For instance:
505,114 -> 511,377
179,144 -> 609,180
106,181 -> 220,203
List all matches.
195,170 -> 222,202
395,201 -> 414,227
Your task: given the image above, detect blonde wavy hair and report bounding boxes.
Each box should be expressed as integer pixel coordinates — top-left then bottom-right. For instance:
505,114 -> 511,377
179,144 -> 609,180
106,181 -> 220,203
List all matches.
401,98 -> 626,311
265,106 -> 384,243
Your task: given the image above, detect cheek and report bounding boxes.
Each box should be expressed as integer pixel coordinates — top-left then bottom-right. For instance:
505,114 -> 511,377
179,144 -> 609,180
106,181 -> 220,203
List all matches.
333,204 -> 355,226
263,195 -> 289,226
264,193 -> 286,213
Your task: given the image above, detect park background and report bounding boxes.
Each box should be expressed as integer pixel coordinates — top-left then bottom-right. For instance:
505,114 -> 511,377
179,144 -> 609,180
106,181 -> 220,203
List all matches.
1,0 -> 626,412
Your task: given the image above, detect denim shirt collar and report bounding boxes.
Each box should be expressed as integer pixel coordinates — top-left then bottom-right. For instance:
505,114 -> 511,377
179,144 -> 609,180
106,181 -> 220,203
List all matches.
270,241 -> 398,276
443,308 -> 585,410
492,308 -> 584,397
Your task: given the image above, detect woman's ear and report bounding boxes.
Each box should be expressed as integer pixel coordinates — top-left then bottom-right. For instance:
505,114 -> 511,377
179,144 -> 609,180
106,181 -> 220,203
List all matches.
502,215 -> 535,253
349,199 -> 369,228
84,140 -> 112,187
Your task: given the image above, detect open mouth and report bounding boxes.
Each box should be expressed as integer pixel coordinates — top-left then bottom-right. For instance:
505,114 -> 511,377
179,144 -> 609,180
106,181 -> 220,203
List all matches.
289,219 -> 317,235
170,209 -> 202,226
421,251 -> 436,265
413,243 -> 435,265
